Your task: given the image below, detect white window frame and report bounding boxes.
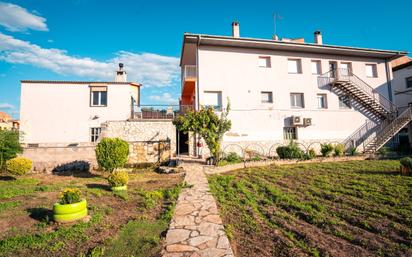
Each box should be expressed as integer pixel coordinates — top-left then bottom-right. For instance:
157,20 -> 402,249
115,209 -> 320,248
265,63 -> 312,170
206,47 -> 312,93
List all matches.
288,59 -> 302,74
290,93 -> 304,108
261,91 -> 273,103
258,56 -> 271,68
90,127 -> 101,142
316,94 -> 327,109
365,64 -> 378,78
203,91 -> 222,111
91,90 -> 108,107
311,60 -> 322,75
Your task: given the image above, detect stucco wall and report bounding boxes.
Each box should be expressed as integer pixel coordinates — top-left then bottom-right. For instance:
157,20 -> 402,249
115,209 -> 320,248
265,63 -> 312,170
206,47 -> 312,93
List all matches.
393,66 -> 412,109
197,45 -> 391,144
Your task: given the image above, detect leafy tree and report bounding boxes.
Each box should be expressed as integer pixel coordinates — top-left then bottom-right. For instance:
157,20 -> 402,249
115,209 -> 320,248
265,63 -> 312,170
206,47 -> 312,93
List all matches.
0,130 -> 22,169
173,102 -> 231,164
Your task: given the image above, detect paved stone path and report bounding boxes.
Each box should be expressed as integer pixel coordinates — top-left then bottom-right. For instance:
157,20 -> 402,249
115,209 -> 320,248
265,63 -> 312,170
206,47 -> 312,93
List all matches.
162,162 -> 234,257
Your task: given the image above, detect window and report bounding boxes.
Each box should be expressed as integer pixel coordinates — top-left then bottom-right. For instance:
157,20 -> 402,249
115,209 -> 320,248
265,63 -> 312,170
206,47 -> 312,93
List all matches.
258,56 -> 271,68
290,93 -> 304,108
316,94 -> 327,109
341,62 -> 352,76
311,60 -> 321,75
406,76 -> 412,88
261,91 -> 273,103
90,127 -> 101,142
339,95 -> 351,109
90,87 -> 107,106
288,59 -> 302,74
283,127 -> 297,140
365,64 -> 378,78
203,91 -> 222,110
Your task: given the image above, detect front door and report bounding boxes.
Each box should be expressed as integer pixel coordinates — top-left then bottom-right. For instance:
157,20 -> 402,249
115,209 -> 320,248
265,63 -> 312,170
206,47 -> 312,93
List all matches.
177,130 -> 189,155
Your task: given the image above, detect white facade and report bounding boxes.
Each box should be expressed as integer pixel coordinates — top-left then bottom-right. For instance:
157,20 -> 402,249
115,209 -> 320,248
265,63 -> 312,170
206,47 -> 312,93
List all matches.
393,62 -> 412,110
20,81 -> 140,144
180,30 -> 406,154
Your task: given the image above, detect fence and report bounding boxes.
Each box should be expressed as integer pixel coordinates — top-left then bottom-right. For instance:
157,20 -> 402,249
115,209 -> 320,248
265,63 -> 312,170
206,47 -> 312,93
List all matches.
131,105 -> 194,120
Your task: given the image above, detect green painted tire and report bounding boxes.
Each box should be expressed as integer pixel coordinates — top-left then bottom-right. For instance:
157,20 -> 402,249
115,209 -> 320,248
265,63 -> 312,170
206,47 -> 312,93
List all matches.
53,199 -> 87,215
53,208 -> 88,223
111,185 -> 127,191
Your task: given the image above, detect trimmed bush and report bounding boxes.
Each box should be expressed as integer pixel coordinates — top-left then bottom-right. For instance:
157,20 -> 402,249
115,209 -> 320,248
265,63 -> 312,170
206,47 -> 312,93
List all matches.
59,188 -> 82,205
320,143 -> 334,157
276,141 -> 304,159
334,144 -> 345,157
95,138 -> 129,172
6,157 -> 32,176
107,170 -> 129,187
400,157 -> 412,169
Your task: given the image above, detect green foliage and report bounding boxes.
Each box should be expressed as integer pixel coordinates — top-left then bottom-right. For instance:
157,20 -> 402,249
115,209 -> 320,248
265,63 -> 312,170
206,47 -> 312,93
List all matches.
6,157 -> 32,176
400,157 -> 412,169
377,146 -> 390,156
173,101 -> 231,163
303,148 -> 316,160
95,138 -> 129,172
107,170 -> 129,187
0,201 -> 21,213
348,147 -> 358,156
0,130 -> 22,169
334,144 -> 345,157
276,141 -> 304,159
218,152 -> 243,166
320,143 -> 334,157
59,188 -> 82,205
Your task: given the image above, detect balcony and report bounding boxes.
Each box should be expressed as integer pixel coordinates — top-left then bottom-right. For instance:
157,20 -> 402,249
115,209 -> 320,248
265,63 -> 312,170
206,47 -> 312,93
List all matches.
130,105 -> 194,120
181,65 -> 196,106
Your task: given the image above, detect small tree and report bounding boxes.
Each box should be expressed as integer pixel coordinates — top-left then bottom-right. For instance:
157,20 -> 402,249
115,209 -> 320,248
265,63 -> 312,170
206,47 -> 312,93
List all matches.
173,102 -> 231,164
95,138 -> 129,172
0,130 -> 22,170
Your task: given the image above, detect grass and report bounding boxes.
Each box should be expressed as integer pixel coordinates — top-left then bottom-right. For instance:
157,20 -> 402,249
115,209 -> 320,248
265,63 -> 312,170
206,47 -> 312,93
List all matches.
0,168 -> 185,257
208,160 -> 412,257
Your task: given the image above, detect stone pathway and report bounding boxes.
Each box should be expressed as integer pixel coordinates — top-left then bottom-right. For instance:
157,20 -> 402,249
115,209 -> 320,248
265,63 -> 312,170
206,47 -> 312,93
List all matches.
162,162 -> 234,257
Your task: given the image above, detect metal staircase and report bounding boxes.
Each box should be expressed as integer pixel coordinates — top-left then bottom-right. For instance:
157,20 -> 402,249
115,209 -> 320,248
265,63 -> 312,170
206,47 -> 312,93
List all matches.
318,68 -> 412,153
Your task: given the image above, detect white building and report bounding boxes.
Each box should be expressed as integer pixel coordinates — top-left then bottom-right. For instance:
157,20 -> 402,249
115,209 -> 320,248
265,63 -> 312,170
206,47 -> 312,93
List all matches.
179,22 -> 410,156
20,64 -> 141,144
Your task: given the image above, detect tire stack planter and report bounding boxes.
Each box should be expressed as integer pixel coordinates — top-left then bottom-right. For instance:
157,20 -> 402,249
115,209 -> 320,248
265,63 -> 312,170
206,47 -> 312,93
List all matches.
53,199 -> 88,223
111,185 -> 127,191
400,165 -> 412,175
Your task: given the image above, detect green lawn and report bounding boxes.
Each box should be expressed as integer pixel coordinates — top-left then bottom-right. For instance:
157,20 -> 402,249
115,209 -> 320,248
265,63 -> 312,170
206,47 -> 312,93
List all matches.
0,168 -> 185,257
208,160 -> 412,257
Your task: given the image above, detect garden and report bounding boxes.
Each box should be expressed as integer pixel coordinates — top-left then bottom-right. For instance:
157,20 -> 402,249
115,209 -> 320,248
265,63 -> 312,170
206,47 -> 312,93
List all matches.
0,132 -> 185,257
209,160 -> 412,257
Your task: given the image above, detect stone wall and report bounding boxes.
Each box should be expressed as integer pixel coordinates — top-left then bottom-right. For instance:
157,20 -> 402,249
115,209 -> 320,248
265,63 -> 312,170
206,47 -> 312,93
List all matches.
102,120 -> 176,163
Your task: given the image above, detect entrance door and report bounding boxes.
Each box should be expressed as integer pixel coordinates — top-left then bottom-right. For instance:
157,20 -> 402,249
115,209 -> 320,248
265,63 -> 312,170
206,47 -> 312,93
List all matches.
177,130 -> 189,155
329,61 -> 338,78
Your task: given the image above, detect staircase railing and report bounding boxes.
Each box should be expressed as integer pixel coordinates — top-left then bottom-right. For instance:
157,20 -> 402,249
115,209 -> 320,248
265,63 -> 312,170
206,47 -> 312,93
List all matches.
318,68 -> 397,114
342,120 -> 377,150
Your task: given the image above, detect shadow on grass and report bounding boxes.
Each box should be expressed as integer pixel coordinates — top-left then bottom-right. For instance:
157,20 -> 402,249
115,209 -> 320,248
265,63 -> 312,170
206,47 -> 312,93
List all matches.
27,207 -> 53,222
86,183 -> 111,191
0,175 -> 16,181
52,161 -> 100,178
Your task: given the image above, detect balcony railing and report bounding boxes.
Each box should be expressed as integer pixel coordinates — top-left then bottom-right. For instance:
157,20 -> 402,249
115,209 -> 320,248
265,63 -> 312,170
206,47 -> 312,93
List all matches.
183,65 -> 197,80
131,105 -> 194,120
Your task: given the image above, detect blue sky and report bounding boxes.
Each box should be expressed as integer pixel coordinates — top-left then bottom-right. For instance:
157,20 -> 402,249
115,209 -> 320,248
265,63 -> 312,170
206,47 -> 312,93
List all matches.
0,0 -> 410,118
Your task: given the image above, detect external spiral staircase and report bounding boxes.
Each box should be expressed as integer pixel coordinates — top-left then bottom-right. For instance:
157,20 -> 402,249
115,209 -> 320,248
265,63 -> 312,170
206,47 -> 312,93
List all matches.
318,68 -> 412,153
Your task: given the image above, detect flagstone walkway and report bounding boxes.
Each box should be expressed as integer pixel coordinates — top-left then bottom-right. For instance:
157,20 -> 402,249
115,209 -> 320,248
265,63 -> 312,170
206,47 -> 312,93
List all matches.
162,162 -> 234,257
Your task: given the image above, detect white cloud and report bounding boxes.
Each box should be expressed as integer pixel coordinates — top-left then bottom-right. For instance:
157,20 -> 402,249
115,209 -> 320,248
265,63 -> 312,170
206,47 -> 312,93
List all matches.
0,103 -> 15,109
0,2 -> 48,32
149,93 -> 177,103
0,32 -> 180,87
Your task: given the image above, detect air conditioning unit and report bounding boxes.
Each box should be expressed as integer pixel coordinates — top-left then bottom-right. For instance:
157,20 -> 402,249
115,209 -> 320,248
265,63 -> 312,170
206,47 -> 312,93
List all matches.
291,116 -> 303,126
303,118 -> 312,126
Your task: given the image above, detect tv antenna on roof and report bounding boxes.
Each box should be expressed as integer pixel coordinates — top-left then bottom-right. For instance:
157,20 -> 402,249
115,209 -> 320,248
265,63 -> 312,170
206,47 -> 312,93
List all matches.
273,12 -> 283,39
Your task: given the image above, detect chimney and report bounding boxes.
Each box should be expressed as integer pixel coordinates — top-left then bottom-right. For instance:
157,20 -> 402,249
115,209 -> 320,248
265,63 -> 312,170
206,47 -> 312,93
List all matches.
314,31 -> 322,45
115,63 -> 127,82
232,21 -> 240,38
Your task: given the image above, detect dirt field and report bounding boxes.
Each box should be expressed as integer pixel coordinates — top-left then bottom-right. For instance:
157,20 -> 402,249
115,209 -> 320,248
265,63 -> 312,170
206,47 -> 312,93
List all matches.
0,168 -> 184,257
208,160 -> 412,257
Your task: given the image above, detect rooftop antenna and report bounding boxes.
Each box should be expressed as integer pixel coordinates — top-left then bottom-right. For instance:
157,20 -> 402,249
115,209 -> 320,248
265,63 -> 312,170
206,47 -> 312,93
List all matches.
273,12 -> 283,40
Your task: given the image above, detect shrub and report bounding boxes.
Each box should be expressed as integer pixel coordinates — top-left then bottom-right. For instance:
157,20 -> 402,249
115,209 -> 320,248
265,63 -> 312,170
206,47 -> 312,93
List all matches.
276,141 -> 304,159
107,170 -> 129,187
400,157 -> 412,169
6,157 -> 32,176
320,143 -> 334,157
304,148 -> 316,160
348,147 -> 358,156
0,130 -> 22,169
377,146 -> 390,156
95,138 -> 129,172
225,152 -> 243,163
59,188 -> 82,205
334,144 -> 345,157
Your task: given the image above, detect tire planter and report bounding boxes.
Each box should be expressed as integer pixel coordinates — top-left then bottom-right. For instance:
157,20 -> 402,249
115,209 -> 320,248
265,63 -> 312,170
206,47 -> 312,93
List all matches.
111,185 -> 127,191
53,199 -> 88,223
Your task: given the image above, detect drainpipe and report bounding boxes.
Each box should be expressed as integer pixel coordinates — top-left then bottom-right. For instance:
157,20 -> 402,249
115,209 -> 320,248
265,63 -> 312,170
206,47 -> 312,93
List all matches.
385,59 -> 393,103
193,35 -> 201,158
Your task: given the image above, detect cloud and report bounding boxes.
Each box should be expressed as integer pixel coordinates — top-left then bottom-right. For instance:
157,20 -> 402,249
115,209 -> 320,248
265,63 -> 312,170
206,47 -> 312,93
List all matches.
0,32 -> 180,87
149,93 -> 178,103
0,103 -> 15,109
0,2 -> 48,32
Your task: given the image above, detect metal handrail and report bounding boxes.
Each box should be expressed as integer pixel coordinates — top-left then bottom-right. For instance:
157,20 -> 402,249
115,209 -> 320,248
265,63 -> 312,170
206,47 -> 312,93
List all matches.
184,65 -> 196,79
130,104 -> 195,120
318,68 -> 397,114
342,120 -> 377,149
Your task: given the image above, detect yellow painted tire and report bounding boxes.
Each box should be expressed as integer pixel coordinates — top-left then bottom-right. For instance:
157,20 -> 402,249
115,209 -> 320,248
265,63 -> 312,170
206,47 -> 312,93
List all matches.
53,208 -> 88,223
111,185 -> 127,191
53,199 -> 87,215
